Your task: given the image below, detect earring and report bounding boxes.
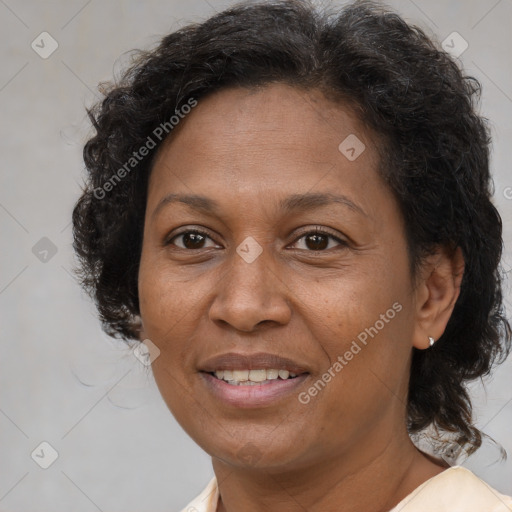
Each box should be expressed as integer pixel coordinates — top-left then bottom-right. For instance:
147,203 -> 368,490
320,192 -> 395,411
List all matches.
428,336 -> 435,347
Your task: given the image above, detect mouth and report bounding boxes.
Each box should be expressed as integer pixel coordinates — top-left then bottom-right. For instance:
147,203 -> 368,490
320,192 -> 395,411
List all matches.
198,352 -> 311,407
199,368 -> 309,408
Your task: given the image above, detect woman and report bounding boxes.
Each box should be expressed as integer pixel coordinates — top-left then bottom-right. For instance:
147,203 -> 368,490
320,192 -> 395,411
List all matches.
72,0 -> 512,510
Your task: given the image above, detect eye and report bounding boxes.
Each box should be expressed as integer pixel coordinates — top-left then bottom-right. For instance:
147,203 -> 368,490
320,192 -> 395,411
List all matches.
166,229 -> 220,250
165,227 -> 348,252
290,227 -> 348,251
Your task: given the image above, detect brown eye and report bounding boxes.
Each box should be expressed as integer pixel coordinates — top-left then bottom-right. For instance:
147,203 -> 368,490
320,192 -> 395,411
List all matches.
167,230 -> 218,250
291,228 -> 347,251
304,233 -> 329,250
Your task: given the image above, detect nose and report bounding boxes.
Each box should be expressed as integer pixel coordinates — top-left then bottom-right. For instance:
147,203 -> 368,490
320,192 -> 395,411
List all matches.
208,243 -> 292,332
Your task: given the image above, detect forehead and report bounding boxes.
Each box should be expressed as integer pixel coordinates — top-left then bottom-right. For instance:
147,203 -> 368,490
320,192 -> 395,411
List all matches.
157,83 -> 373,158
147,83 -> 386,219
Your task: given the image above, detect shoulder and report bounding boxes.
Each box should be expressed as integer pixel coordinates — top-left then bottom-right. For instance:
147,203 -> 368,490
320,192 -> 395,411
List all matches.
390,466 -> 512,512
178,477 -> 218,512
178,469 -> 512,512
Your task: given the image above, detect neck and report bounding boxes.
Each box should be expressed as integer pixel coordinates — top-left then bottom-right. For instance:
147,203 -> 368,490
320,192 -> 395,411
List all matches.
212,428 -> 447,512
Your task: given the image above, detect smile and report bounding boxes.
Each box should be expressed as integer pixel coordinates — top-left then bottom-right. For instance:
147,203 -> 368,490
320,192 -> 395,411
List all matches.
200,370 -> 309,408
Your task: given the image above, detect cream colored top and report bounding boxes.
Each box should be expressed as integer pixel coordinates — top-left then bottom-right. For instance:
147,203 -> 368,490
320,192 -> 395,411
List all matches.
179,466 -> 512,512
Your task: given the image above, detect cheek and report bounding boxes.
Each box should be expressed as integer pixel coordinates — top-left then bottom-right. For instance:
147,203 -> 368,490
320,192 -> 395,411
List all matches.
138,260 -> 195,368
138,263 -> 211,430
292,257 -> 412,412
294,259 -> 407,346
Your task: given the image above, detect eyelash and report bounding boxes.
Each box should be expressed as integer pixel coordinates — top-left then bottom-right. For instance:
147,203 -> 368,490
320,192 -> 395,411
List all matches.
166,227 -> 348,252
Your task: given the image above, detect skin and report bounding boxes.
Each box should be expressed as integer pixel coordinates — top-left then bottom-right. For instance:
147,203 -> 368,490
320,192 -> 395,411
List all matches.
138,83 -> 464,512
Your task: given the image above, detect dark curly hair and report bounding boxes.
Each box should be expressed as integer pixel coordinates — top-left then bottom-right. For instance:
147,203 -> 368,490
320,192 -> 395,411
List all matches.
72,0 -> 511,457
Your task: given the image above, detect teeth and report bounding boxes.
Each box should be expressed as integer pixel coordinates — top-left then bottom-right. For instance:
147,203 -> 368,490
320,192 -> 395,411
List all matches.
248,369 -> 267,382
232,369 -> 249,381
266,369 -> 279,380
212,368 -> 300,385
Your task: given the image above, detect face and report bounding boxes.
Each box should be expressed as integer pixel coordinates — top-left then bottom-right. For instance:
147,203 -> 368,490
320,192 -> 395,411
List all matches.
138,83 -> 419,473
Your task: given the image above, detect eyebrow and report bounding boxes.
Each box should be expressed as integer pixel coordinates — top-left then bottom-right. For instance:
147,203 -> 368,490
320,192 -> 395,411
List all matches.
151,192 -> 367,219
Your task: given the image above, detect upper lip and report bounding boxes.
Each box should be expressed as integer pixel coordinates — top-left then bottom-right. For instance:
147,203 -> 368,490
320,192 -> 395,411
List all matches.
198,352 -> 310,374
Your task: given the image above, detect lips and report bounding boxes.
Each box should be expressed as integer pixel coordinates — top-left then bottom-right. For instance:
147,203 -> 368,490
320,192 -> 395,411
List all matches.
197,352 -> 311,407
200,371 -> 310,408
198,352 -> 310,375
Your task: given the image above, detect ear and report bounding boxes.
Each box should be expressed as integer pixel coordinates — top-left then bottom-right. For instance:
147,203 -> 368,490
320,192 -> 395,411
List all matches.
412,245 -> 465,350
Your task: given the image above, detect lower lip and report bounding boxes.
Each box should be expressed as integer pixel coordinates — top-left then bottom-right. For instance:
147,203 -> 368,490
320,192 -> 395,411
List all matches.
199,372 -> 309,408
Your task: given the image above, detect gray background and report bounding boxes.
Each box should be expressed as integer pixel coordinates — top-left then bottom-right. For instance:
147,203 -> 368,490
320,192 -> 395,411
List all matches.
1,0 -> 511,510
